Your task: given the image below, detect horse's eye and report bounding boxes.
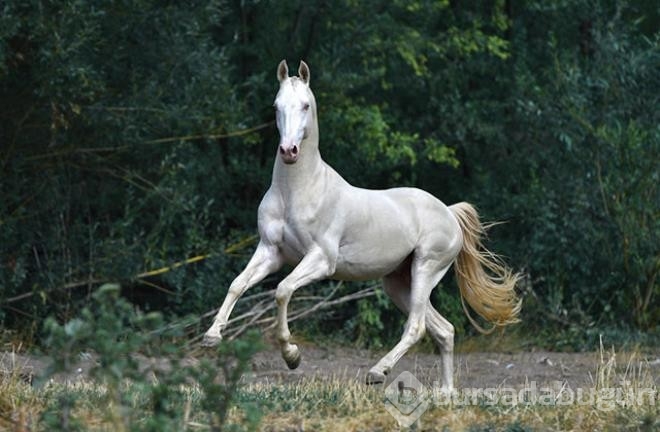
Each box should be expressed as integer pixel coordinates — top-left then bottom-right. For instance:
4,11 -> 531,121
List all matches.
303,103 -> 310,111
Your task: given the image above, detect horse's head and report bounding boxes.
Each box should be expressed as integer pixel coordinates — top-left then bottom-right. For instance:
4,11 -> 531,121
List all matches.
274,60 -> 315,165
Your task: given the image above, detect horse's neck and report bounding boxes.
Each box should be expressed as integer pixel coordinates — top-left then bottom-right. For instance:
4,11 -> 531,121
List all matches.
271,136 -> 326,194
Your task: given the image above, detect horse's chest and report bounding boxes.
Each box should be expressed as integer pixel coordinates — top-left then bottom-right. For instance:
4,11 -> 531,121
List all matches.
259,186 -> 335,264
261,207 -> 320,264
280,211 -> 317,254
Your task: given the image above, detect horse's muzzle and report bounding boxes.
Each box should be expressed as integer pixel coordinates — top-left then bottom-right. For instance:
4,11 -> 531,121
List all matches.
279,143 -> 299,164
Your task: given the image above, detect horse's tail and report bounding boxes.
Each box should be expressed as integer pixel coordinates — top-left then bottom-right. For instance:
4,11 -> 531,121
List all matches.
450,202 -> 522,334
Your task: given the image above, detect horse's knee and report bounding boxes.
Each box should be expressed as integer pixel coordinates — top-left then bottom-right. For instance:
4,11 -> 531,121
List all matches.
275,283 -> 293,306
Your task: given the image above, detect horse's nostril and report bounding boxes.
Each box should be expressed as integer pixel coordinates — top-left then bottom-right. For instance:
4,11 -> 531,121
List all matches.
291,146 -> 298,155
279,146 -> 285,155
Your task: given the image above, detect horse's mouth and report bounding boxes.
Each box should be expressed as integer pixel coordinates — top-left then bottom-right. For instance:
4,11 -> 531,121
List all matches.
281,154 -> 298,164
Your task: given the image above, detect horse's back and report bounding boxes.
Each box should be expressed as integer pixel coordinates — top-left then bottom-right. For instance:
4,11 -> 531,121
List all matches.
332,185 -> 461,280
379,187 -> 461,252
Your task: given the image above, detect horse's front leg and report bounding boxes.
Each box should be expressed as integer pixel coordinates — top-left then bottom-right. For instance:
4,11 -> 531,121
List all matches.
275,247 -> 334,369
202,240 -> 283,346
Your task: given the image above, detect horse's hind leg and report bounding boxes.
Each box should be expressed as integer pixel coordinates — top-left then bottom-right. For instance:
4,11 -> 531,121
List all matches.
378,271 -> 455,390
425,306 -> 455,391
367,259 -> 452,385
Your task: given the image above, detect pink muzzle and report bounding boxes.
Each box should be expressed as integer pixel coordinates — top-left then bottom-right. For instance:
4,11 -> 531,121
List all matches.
279,143 -> 299,164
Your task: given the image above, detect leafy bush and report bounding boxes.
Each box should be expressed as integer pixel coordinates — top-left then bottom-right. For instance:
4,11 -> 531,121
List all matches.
40,283 -> 263,431
504,4 -> 659,333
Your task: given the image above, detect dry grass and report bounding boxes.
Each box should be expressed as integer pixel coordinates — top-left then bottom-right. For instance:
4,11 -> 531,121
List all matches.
243,349 -> 658,431
1,343 -> 657,431
0,351 -> 41,430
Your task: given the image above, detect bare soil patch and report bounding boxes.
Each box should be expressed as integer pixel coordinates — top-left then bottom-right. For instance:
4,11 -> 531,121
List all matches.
246,345 -> 660,390
4,344 -> 658,390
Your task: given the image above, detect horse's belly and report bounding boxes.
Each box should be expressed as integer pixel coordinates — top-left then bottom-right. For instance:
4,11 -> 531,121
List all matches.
333,242 -> 413,281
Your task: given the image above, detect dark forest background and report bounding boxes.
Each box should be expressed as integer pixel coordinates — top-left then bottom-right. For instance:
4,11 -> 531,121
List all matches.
1,0 -> 658,350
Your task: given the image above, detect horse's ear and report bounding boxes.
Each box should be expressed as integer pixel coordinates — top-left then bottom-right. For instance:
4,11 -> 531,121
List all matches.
298,60 -> 310,85
277,60 -> 289,83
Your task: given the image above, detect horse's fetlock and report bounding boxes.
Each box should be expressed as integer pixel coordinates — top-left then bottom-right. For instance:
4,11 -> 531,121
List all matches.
277,330 -> 291,344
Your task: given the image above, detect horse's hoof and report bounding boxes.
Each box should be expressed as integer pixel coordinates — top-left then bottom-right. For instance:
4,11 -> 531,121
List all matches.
366,370 -> 387,385
283,345 -> 301,370
201,333 -> 222,348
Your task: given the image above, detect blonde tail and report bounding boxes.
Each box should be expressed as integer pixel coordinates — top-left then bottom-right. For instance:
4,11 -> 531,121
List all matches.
450,202 -> 522,334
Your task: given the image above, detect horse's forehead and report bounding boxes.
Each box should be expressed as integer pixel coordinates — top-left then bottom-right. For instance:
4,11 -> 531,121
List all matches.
276,78 -> 309,105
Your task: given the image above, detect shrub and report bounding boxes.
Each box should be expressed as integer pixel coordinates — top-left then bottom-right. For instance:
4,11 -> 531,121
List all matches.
40,283 -> 263,431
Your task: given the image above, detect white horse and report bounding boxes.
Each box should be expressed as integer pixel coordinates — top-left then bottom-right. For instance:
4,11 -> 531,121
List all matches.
203,60 -> 521,389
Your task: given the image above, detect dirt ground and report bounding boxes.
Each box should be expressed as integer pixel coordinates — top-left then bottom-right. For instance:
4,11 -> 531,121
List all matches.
3,344 -> 659,390
246,345 -> 660,390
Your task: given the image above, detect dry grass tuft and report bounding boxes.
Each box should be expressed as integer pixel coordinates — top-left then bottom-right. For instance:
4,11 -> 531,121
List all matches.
0,350 -> 41,431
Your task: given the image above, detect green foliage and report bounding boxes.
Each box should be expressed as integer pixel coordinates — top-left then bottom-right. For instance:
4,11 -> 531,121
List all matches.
43,284 -> 158,387
39,391 -> 85,432
0,0 -> 248,324
432,285 -> 469,336
40,283 -> 263,431
0,0 -> 658,351
351,289 -> 400,349
502,3 -> 659,334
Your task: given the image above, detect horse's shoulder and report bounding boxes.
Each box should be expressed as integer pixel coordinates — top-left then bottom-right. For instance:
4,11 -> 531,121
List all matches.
258,187 -> 283,213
